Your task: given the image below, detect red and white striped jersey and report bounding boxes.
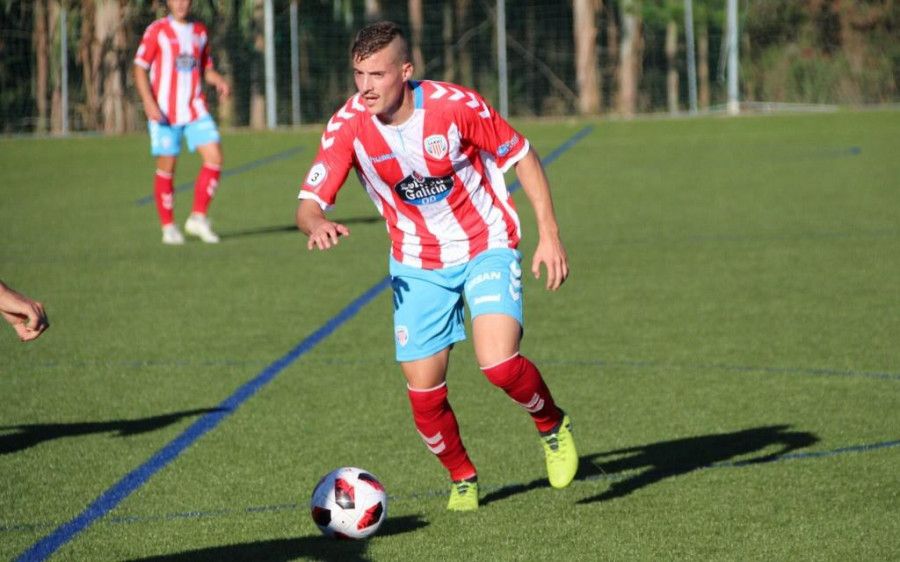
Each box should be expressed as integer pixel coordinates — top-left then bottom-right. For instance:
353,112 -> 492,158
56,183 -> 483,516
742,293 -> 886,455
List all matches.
134,16 -> 213,125
299,80 -> 530,270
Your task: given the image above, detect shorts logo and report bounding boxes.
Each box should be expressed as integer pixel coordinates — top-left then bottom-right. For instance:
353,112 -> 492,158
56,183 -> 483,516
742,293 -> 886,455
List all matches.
424,134 -> 448,159
395,325 -> 409,347
467,271 -> 501,291
473,294 -> 501,306
306,163 -> 327,188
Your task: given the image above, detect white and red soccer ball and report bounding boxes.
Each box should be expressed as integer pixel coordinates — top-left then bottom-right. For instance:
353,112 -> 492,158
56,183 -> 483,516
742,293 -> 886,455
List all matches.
310,467 -> 387,539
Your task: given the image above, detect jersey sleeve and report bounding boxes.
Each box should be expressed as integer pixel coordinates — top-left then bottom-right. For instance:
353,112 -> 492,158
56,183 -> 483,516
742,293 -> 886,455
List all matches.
134,23 -> 159,69
298,107 -> 356,210
452,88 -> 529,173
197,23 -> 214,71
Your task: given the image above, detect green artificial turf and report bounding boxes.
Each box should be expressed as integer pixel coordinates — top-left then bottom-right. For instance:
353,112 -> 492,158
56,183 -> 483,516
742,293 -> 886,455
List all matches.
1,111 -> 898,561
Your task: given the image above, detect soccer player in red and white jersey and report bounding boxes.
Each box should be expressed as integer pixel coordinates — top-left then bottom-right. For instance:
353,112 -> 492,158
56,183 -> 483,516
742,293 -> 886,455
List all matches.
296,22 -> 578,511
134,0 -> 230,245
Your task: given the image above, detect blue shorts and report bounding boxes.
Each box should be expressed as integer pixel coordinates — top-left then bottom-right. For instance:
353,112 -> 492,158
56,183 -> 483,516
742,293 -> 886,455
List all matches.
390,248 -> 524,362
148,114 -> 220,156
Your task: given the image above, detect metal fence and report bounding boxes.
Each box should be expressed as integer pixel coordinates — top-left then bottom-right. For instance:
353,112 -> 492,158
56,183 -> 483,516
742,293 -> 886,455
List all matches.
1,0 -> 896,135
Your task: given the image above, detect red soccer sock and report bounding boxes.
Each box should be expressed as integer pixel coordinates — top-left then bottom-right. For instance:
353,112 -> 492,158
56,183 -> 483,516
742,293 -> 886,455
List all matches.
481,353 -> 563,433
153,169 -> 175,225
407,383 -> 477,482
192,163 -> 221,215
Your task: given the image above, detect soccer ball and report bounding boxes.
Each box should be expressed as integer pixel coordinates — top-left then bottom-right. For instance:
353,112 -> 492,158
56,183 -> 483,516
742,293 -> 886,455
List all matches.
310,467 -> 387,539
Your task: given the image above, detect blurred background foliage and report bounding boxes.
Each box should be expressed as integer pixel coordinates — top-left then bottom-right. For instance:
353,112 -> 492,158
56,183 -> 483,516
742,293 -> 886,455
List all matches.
0,0 -> 896,134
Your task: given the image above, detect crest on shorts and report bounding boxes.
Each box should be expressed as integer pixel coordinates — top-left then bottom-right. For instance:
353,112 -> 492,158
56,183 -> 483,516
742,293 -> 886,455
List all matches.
424,134 -> 448,160
395,325 -> 409,347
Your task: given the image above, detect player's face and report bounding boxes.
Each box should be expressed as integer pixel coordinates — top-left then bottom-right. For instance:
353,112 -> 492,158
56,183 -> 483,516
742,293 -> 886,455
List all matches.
167,0 -> 192,22
353,39 -> 413,122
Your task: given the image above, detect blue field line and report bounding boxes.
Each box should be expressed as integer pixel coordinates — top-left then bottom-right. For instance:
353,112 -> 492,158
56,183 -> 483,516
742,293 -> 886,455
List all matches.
14,277 -> 390,562
17,126 -> 595,561
134,146 -> 304,206
539,358 -> 900,382
711,439 -> 900,468
4,436 -> 896,535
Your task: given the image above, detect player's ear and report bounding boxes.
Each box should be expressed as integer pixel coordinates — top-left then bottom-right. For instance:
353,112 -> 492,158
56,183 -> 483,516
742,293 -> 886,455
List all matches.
401,61 -> 413,81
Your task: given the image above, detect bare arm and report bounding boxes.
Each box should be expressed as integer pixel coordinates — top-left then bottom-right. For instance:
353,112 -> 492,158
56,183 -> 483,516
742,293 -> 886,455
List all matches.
204,68 -> 231,98
514,147 -> 569,291
0,281 -> 49,342
133,64 -> 163,122
296,199 -> 350,251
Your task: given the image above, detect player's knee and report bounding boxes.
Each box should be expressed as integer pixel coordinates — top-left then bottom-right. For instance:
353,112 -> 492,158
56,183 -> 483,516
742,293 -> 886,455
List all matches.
481,353 -> 525,389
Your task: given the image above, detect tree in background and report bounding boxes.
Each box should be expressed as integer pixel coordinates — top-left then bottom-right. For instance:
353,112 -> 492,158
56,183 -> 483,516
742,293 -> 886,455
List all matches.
0,0 -> 897,134
408,0 -> 424,76
743,0 -> 896,104
573,0 -> 601,114
617,0 -> 642,116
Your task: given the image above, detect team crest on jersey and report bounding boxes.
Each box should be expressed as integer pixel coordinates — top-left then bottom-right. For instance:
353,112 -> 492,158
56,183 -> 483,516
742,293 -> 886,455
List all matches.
395,172 -> 454,206
424,134 -> 448,160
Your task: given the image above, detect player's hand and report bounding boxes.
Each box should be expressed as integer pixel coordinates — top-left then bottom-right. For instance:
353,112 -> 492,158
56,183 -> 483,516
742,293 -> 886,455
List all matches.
143,100 -> 164,123
216,81 -> 231,98
307,221 -> 350,251
531,236 -> 569,291
0,291 -> 49,342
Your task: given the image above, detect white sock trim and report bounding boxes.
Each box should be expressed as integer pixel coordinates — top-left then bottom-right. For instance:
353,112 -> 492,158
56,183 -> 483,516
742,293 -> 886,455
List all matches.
479,352 -> 520,371
406,381 -> 448,393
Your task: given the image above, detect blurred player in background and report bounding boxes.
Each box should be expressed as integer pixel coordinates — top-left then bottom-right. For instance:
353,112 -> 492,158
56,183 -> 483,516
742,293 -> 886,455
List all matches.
0,280 -> 49,342
296,22 -> 577,511
134,0 -> 230,245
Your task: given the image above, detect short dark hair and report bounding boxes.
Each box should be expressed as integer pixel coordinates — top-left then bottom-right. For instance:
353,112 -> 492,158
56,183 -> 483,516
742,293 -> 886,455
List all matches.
351,21 -> 409,63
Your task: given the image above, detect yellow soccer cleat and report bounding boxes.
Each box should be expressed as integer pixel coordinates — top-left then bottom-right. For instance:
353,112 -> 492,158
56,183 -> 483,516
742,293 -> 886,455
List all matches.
447,478 -> 479,511
541,414 -> 578,489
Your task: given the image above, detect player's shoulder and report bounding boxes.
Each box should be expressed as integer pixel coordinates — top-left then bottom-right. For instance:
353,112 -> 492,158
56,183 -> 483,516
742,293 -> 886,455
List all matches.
320,94 -> 369,149
142,17 -> 169,36
325,93 -> 368,127
418,80 -> 490,120
191,19 -> 210,36
419,80 -> 482,99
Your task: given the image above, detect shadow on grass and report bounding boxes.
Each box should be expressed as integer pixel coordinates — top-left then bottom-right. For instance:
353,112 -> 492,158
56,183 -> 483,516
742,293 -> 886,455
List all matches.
125,514 -> 428,562
481,424 -> 818,506
0,408 -> 224,455
219,216 -> 382,241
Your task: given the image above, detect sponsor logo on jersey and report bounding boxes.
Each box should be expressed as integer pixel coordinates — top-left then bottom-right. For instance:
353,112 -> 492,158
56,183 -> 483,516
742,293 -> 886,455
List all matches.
371,152 -> 396,163
497,134 -> 520,157
395,172 -> 454,206
306,162 -> 327,188
423,134 -> 448,159
175,53 -> 198,72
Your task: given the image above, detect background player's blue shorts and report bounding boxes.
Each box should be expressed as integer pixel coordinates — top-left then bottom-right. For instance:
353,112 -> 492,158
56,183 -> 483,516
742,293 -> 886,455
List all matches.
389,248 -> 524,362
148,114 -> 220,156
